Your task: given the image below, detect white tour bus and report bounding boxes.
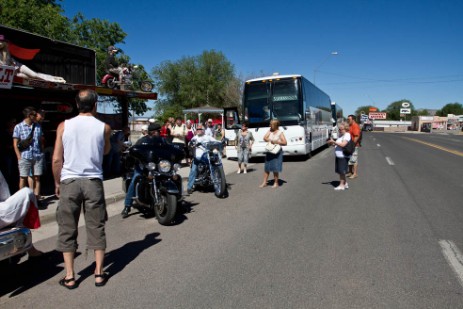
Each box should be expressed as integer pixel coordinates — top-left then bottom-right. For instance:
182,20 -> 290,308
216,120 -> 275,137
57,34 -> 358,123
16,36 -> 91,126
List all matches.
224,74 -> 342,158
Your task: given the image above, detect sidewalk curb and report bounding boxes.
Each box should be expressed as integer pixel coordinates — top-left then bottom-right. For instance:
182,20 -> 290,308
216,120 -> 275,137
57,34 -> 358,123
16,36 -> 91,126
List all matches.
39,193 -> 127,226
38,160 -> 241,226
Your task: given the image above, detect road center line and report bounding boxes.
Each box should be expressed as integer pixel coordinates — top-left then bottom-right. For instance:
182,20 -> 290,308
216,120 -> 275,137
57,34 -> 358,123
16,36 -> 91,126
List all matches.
385,157 -> 394,165
403,137 -> 463,157
439,240 -> 463,288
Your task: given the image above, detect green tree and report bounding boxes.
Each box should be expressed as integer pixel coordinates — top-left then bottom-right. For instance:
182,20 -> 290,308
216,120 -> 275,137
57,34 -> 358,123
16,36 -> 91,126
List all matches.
384,100 -> 415,120
0,0 -> 72,41
436,103 -> 463,116
152,50 -> 240,120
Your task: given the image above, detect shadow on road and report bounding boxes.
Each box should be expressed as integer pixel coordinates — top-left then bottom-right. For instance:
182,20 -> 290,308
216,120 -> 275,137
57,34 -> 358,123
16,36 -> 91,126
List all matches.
0,250 -> 80,298
322,180 -> 341,188
77,232 -> 161,284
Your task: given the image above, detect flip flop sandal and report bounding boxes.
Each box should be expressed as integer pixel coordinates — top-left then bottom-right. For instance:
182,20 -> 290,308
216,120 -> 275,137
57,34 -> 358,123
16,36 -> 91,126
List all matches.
59,277 -> 77,290
95,273 -> 109,287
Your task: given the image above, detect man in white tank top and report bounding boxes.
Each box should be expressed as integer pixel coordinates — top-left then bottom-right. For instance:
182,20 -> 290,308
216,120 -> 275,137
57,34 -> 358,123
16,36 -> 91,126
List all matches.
52,89 -> 111,289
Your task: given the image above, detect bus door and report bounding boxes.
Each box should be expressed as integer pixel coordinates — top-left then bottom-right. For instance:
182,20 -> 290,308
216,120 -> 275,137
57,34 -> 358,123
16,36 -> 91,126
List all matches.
224,107 -> 241,158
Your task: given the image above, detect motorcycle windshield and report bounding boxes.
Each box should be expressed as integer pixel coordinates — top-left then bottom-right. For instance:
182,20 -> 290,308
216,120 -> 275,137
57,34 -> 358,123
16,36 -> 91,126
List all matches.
130,137 -> 185,163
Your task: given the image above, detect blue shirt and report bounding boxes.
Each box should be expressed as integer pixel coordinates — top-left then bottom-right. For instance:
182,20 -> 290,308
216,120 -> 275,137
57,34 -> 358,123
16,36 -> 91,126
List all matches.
12,121 -> 43,160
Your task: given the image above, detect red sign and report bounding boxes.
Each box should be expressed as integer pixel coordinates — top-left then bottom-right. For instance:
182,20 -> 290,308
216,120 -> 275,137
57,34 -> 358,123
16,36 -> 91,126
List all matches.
369,112 -> 387,119
369,107 -> 378,112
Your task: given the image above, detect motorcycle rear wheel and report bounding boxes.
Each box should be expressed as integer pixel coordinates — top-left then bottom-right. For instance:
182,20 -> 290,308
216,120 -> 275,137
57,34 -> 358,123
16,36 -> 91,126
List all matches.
212,166 -> 227,198
106,77 -> 117,89
155,192 -> 177,225
140,81 -> 154,92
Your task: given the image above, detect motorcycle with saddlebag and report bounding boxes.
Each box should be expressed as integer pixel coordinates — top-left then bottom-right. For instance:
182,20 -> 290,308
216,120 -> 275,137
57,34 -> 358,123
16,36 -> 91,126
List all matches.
122,137 -> 185,225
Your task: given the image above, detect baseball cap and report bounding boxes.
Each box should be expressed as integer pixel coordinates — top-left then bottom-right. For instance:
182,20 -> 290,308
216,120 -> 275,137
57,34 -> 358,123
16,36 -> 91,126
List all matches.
141,125 -> 148,131
148,123 -> 161,132
208,118 -> 213,122
107,45 -> 118,52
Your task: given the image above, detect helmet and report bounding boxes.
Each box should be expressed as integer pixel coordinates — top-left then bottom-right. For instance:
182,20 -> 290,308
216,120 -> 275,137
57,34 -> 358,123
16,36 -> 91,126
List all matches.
107,46 -> 117,52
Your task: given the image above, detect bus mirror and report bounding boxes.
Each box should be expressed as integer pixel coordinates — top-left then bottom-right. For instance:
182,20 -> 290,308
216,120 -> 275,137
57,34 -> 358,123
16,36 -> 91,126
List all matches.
305,111 -> 312,120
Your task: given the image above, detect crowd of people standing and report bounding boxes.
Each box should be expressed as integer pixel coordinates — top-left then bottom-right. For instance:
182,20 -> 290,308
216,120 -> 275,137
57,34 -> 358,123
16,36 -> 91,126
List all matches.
1,104 -> 362,290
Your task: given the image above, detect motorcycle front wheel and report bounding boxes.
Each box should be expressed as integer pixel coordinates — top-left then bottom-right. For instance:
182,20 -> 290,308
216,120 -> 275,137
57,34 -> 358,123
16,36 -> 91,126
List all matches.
140,81 -> 154,92
212,166 -> 227,198
155,192 -> 177,225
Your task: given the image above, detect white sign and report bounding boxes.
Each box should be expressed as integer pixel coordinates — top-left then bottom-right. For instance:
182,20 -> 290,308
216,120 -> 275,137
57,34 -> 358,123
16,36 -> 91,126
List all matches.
0,65 -> 15,89
400,108 -> 411,114
401,102 -> 410,108
360,114 -> 369,121
369,112 -> 387,119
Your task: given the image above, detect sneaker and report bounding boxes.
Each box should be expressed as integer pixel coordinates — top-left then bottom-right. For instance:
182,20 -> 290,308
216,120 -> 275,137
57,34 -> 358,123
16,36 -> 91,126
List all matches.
345,183 -> 349,189
346,173 -> 353,177
348,174 -> 358,179
334,186 -> 345,191
243,169 -> 247,174
237,169 -> 241,174
121,207 -> 131,218
187,188 -> 194,194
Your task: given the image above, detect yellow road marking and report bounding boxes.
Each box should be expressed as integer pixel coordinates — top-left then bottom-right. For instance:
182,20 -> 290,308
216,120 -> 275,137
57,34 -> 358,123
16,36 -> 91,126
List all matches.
403,137 -> 463,157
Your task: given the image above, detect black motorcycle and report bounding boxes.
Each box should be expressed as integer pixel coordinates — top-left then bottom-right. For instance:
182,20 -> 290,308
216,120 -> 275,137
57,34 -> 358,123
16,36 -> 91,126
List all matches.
122,137 -> 184,225
189,141 -> 227,198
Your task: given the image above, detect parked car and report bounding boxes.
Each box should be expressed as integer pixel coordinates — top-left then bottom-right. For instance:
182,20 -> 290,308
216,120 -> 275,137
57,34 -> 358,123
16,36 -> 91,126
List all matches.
421,123 -> 431,133
362,123 -> 373,131
0,227 -> 32,263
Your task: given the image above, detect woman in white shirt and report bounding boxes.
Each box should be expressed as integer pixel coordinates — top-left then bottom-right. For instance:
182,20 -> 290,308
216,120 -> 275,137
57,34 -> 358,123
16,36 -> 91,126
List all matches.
327,123 -> 351,191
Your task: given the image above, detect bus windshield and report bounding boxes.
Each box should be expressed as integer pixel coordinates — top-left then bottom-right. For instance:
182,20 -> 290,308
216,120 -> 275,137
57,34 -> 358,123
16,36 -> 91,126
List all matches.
244,78 -> 302,127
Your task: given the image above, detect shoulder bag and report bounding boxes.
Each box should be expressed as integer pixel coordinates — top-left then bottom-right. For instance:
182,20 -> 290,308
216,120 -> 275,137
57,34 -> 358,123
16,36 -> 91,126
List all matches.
342,139 -> 355,156
17,124 -> 36,152
265,142 -> 281,154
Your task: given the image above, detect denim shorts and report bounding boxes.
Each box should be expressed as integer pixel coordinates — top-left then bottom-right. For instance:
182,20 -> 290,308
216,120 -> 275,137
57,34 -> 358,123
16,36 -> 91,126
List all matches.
237,148 -> 251,164
19,157 -> 43,177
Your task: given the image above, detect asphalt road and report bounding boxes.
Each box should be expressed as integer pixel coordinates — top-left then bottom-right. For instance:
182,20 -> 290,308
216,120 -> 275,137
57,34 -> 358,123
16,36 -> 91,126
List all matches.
1,132 -> 463,308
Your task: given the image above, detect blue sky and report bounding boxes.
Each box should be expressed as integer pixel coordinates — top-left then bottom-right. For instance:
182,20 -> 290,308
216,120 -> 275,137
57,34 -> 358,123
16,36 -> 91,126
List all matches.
63,0 -> 463,116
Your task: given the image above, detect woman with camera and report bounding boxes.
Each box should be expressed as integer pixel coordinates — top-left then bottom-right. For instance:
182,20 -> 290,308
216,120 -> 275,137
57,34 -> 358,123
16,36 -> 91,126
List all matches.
327,122 -> 351,191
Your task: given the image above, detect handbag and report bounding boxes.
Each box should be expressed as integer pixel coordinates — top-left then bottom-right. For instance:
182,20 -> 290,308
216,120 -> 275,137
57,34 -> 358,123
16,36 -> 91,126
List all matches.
17,124 -> 36,152
265,142 -> 281,154
342,139 -> 355,156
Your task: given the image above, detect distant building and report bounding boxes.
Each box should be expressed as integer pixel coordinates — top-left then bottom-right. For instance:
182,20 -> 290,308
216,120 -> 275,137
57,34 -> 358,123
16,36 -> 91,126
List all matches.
411,116 -> 448,132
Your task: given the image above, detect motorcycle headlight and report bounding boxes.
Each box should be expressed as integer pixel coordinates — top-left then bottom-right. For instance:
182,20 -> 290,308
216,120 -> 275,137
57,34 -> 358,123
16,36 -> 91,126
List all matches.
146,162 -> 156,171
212,148 -> 219,155
158,160 -> 171,173
173,163 -> 181,172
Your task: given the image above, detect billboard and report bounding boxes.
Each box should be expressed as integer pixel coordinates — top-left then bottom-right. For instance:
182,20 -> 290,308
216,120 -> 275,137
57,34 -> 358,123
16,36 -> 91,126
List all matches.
369,112 -> 387,119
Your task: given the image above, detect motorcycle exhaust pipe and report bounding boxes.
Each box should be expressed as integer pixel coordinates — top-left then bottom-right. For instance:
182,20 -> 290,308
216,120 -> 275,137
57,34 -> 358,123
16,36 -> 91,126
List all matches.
133,196 -> 150,207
